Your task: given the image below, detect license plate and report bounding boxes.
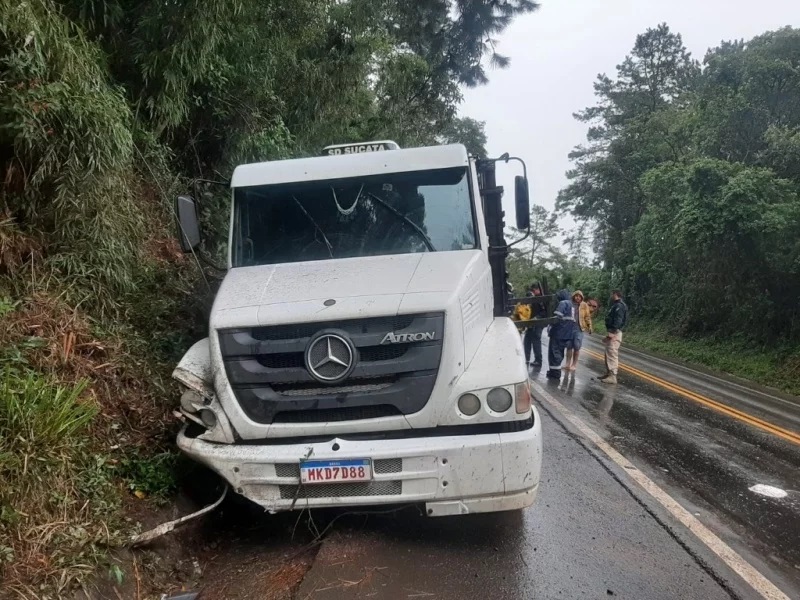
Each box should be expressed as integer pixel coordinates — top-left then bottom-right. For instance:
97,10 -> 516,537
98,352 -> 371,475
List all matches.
299,459 -> 372,484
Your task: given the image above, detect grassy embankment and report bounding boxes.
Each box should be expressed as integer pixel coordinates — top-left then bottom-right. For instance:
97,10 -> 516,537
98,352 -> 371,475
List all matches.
0,249 -> 208,598
593,318 -> 800,396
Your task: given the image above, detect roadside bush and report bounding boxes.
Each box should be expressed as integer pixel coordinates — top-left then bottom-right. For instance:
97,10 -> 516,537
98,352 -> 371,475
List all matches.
0,8 -> 201,587
120,452 -> 180,500
1,0 -> 143,316
0,370 -> 94,449
619,321 -> 800,396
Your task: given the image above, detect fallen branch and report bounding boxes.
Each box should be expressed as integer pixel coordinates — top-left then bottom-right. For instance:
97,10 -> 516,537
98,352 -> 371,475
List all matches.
128,486 -> 228,547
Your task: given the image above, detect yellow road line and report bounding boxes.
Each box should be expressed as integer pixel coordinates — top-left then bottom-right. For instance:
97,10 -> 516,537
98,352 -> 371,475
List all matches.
584,349 -> 800,446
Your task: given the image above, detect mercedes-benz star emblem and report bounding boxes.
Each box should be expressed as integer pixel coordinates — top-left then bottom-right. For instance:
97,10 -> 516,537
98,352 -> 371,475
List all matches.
304,332 -> 356,383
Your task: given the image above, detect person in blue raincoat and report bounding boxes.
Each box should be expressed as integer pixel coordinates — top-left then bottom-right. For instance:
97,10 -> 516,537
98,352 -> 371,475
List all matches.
546,289 -> 577,380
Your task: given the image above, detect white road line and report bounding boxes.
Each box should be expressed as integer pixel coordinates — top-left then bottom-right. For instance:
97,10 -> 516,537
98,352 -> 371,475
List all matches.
532,381 -> 790,600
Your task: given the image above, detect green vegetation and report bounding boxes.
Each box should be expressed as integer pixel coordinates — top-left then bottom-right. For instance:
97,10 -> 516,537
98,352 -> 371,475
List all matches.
120,452 -> 181,500
0,367 -> 121,597
508,24 -> 800,395
615,322 -> 800,397
556,24 -> 800,345
1,0 -> 539,594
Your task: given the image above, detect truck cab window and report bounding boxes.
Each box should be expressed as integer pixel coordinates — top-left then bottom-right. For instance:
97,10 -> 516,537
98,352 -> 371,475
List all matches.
232,167 -> 476,267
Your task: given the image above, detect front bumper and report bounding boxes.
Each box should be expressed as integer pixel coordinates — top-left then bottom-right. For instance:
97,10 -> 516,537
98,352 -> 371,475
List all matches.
177,407 -> 543,516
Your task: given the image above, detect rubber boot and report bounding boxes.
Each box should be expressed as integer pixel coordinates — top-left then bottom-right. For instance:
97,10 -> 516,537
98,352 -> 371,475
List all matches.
546,369 -> 561,380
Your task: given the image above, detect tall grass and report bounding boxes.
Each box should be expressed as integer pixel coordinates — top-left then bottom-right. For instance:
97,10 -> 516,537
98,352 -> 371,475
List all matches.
0,367 -> 122,596
0,371 -> 95,452
603,320 -> 800,396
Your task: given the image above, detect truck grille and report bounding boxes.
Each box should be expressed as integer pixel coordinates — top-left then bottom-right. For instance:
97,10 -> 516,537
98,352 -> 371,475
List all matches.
279,481 -> 402,499
373,458 -> 402,474
256,346 -> 407,370
271,381 -> 394,398
272,405 -> 400,423
219,313 -> 444,425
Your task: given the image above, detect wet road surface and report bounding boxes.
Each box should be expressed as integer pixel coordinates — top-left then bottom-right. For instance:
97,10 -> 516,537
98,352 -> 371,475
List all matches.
540,334 -> 800,596
294,406 -> 737,600
193,335 -> 800,599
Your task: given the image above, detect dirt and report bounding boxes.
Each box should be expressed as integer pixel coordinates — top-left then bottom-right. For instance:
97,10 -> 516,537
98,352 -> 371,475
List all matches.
193,542 -> 317,600
70,488 -> 324,600
190,495 -> 325,600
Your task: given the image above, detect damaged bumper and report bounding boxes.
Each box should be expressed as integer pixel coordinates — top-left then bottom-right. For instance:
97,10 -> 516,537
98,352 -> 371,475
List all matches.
177,407 -> 542,515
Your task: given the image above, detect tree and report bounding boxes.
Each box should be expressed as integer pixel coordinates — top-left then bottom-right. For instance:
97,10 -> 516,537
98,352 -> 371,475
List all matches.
557,24 -> 800,342
563,221 -> 594,266
506,204 -> 560,267
439,116 -> 488,155
557,24 -> 699,270
699,28 -> 800,168
387,0 -> 541,87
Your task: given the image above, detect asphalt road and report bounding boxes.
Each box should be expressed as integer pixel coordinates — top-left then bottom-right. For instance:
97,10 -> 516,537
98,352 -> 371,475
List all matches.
539,334 -> 800,596
194,335 -> 800,600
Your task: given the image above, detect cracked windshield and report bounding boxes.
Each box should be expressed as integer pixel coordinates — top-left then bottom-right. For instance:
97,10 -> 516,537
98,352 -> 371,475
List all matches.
233,168 -> 476,266
1,0 -> 798,599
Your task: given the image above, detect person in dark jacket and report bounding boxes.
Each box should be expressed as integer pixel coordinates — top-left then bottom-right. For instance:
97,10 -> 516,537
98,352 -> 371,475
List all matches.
601,289 -> 628,384
523,284 -> 548,367
546,289 -> 577,379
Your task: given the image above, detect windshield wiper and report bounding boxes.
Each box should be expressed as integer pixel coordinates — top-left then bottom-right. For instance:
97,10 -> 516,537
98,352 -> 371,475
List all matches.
366,192 -> 435,252
292,196 -> 334,258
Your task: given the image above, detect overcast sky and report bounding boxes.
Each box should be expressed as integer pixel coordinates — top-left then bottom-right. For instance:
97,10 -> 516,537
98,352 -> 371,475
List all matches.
461,0 -> 800,243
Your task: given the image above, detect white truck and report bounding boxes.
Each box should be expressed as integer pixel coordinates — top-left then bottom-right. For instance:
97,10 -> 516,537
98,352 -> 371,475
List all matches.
172,141 -> 543,516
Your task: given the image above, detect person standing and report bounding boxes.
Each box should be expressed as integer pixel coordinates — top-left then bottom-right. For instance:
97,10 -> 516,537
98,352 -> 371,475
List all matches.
513,284 -> 546,367
601,290 -> 628,384
565,290 -> 592,371
512,288 -> 533,358
546,289 -> 576,379
526,285 -> 547,367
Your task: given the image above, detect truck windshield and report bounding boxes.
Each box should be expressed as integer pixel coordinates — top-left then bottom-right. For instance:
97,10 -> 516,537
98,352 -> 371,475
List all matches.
231,167 -> 476,267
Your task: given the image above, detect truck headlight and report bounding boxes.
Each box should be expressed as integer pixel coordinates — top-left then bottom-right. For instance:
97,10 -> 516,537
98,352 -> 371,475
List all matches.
457,393 -> 481,416
199,409 -> 217,429
487,387 -> 513,413
179,387 -> 218,431
180,388 -> 204,413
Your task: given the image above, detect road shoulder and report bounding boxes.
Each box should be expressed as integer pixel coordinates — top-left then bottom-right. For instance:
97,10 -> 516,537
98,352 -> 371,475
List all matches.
533,378 -> 792,600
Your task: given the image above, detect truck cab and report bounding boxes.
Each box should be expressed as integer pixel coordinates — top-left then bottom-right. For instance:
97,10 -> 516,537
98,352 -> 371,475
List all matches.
173,141 -> 543,516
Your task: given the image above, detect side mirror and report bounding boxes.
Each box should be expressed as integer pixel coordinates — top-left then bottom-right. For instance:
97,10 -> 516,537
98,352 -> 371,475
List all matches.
514,176 -> 530,230
175,195 -> 201,253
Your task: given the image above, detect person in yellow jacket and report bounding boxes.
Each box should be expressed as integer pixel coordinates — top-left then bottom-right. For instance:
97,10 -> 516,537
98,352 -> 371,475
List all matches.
565,290 -> 593,371
512,300 -> 532,332
512,284 -> 547,366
